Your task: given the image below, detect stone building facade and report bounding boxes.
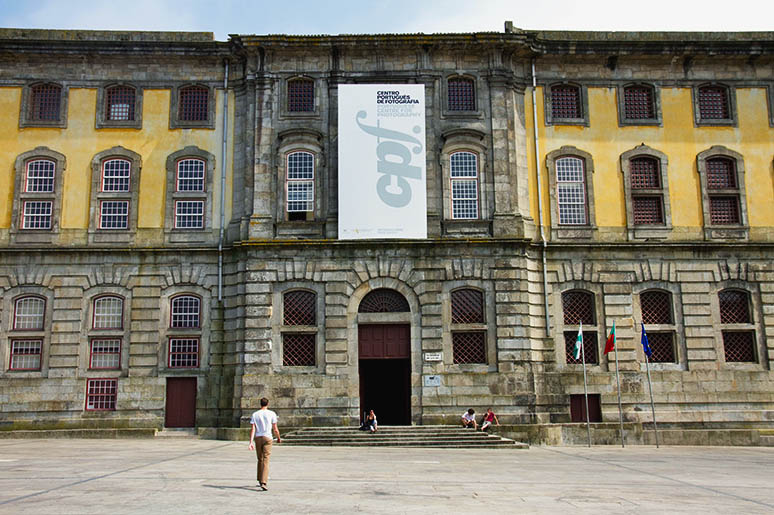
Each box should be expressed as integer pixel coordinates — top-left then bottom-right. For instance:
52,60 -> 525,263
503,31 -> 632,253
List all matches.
1,26 -> 773,442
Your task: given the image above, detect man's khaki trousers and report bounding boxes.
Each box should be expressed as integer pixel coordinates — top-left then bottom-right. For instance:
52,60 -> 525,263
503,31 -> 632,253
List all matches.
254,436 -> 273,484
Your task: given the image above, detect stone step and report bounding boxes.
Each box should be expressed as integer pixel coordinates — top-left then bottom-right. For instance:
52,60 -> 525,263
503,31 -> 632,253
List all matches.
282,441 -> 526,448
155,428 -> 198,438
760,436 -> 774,447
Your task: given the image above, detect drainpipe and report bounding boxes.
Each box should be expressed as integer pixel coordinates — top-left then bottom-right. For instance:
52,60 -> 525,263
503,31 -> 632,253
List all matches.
532,59 -> 551,337
218,60 -> 229,302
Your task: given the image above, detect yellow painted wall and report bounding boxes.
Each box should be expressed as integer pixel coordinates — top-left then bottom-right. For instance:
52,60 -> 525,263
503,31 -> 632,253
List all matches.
526,86 -> 774,234
0,86 -> 234,232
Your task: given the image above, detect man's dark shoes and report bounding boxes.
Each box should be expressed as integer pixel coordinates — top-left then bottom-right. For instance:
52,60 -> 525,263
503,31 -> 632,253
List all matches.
260,483 -> 268,491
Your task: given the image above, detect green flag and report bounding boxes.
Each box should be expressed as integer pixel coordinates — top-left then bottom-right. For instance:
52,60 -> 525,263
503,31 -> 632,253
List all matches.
573,322 -> 583,360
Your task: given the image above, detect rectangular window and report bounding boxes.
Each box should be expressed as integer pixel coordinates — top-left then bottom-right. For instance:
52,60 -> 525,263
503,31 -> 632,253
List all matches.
623,86 -> 655,120
101,160 -> 131,192
448,78 -> 475,111
722,331 -> 756,363
551,85 -> 581,119
632,196 -> 664,225
85,379 -> 117,411
452,331 -> 487,364
99,200 -> 129,229
556,157 -> 587,225
179,87 -> 209,122
9,340 -> 42,371
169,338 -> 200,368
176,159 -> 206,192
709,196 -> 740,225
89,339 -> 121,369
25,160 -> 56,192
175,200 -> 204,229
698,87 -> 730,120
287,181 -> 314,212
106,86 -> 135,121
287,80 -> 314,112
30,84 -> 61,121
646,332 -> 676,363
283,333 -> 316,366
451,180 -> 478,219
21,201 -> 53,230
564,331 -> 598,364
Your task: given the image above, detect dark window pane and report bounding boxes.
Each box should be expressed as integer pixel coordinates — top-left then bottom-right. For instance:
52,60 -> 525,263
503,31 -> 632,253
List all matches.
448,78 -> 475,111
719,290 -> 751,324
562,291 -> 595,325
623,86 -> 655,119
551,85 -> 581,119
641,291 -> 672,324
283,333 -> 316,366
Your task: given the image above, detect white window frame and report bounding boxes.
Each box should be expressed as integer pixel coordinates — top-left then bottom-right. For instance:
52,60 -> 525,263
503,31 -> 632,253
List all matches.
450,151 -> 479,220
555,156 -> 587,225
89,339 -> 122,370
25,159 -> 56,193
101,158 -> 131,192
168,337 -> 200,368
9,339 -> 43,371
176,158 -> 206,192
92,296 -> 124,330
21,200 -> 53,230
170,295 -> 201,329
174,200 -> 205,229
286,151 -> 315,213
98,200 -> 130,230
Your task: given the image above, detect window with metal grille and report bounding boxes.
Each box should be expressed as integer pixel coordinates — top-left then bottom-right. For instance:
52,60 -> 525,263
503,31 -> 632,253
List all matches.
30,83 -> 61,121
13,296 -> 45,330
564,331 -> 598,364
640,290 -> 672,324
168,338 -> 200,368
632,196 -> 664,225
178,86 -> 209,122
282,333 -> 316,366
722,332 -> 756,362
706,158 -> 736,189
452,331 -> 486,364
106,86 -> 135,121
283,290 -> 316,326
89,339 -> 121,369
85,379 -> 117,411
562,291 -> 595,325
709,196 -> 740,225
450,151 -> 478,219
93,296 -> 123,329
551,85 -> 581,119
646,332 -> 676,363
448,77 -> 475,111
171,295 -> 200,328
101,159 -> 131,192
358,289 -> 410,313
287,79 -> 314,112
719,290 -> 751,324
25,159 -> 55,192
99,200 -> 129,229
21,201 -> 53,230
175,200 -> 204,229
555,157 -> 587,225
630,158 -> 660,189
698,86 -> 730,120
623,85 -> 655,120
286,151 -> 314,212
451,289 -> 484,324
9,340 -> 42,370
176,159 -> 205,192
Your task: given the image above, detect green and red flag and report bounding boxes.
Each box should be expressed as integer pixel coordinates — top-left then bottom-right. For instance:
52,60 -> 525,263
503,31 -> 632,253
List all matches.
604,321 -> 616,355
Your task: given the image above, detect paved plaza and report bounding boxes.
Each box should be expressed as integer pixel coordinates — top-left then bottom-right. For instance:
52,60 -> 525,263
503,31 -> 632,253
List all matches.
1,438 -> 773,514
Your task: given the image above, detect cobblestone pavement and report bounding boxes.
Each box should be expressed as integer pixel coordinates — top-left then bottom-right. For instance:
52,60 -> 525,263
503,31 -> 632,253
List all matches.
1,439 -> 773,514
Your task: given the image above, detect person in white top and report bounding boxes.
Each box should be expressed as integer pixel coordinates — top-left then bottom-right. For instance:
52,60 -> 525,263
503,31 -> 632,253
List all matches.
461,408 -> 477,429
247,397 -> 281,490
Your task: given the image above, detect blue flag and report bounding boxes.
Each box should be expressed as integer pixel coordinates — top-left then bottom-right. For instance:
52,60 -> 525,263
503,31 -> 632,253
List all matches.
641,324 -> 652,358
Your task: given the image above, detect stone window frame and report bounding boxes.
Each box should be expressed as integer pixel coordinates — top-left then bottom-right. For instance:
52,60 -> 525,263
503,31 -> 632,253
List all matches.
439,128 -> 490,237
19,81 -> 69,128
271,282 -> 326,374
545,146 -> 597,240
0,287 -> 54,378
553,283 -> 605,370
96,83 -> 143,129
88,146 -> 142,245
696,146 -> 749,241
164,146 -> 216,244
620,144 -> 673,240
617,82 -> 662,126
275,129 -> 325,238
158,286 -> 210,376
544,82 -> 589,126
709,282 -> 765,369
692,82 -> 737,127
10,147 -> 66,245
442,74 -> 483,119
169,83 -> 216,129
632,283 -> 686,371
281,75 -> 321,119
78,287 -> 131,378
442,281 -> 497,373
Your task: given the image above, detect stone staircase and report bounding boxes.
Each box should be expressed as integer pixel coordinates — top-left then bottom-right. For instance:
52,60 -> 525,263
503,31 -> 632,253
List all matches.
155,428 -> 198,439
281,425 -> 528,449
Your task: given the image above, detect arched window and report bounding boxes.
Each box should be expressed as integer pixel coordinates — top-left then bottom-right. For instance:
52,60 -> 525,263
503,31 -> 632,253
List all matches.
92,296 -> 124,330
282,290 -> 317,366
89,147 -> 142,241
450,151 -> 479,220
286,151 -> 315,219
358,289 -> 410,313
287,78 -> 315,112
170,295 -> 201,328
561,290 -> 598,364
447,77 -> 475,111
21,159 -> 56,230
718,289 -> 756,362
555,156 -> 587,225
546,147 -> 596,239
620,145 -> 672,238
696,146 -> 748,239
14,296 -> 45,330
9,295 -> 46,372
451,288 -> 486,364
89,294 -> 124,370
640,290 -> 676,363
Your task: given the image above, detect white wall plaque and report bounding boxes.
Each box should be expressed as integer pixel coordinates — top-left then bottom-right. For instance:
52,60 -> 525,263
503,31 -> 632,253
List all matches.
423,352 -> 442,362
423,375 -> 441,387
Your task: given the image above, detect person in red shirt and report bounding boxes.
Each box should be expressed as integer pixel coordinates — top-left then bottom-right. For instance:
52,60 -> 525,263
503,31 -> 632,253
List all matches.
480,408 -> 500,431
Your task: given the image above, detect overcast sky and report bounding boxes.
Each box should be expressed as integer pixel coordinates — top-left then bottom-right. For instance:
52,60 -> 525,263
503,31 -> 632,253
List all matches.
1,0 -> 772,40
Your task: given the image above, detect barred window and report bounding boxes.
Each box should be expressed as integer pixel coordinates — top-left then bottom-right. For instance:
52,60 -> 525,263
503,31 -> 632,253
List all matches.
450,151 -> 478,219
282,333 -> 316,366
451,289 -> 484,324
564,331 -> 598,365
13,296 -> 45,330
706,158 -> 736,190
176,159 -> 205,192
9,340 -> 42,371
89,339 -> 121,369
722,332 -> 756,363
452,332 -> 486,364
709,196 -> 740,225
623,85 -> 655,120
450,288 -> 487,364
359,289 -> 410,313
106,86 -> 135,121
719,289 -> 756,363
640,290 -> 677,363
178,86 -> 209,122
551,84 -> 581,119
562,291 -> 595,325
286,151 -> 314,213
646,332 -> 676,363
101,159 -> 131,192
698,85 -> 730,120
632,197 -> 664,225
25,159 -> 55,192
284,290 -> 316,326
169,338 -> 200,368
448,77 -> 475,111
171,295 -> 201,328
99,200 -> 129,229
719,290 -> 750,324
21,201 -> 53,230
555,157 -> 587,225
85,379 -> 117,411
287,79 -> 314,112
630,157 -> 660,189
641,290 -> 672,324
30,83 -> 61,121
93,296 -> 123,329
562,290 -> 598,364
175,200 -> 204,229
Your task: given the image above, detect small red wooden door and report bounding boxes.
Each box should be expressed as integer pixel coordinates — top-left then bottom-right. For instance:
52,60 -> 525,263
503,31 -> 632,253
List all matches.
165,377 -> 197,428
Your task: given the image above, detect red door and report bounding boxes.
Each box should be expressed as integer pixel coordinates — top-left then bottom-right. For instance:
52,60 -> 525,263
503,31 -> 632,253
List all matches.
358,324 -> 411,425
165,377 -> 197,428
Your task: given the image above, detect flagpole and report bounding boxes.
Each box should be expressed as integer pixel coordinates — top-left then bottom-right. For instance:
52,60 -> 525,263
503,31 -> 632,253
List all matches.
644,352 -> 659,448
580,326 -> 592,448
614,343 -> 625,448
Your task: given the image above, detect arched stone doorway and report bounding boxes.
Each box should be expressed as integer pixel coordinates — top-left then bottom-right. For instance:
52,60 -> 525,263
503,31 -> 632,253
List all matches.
357,288 -> 411,425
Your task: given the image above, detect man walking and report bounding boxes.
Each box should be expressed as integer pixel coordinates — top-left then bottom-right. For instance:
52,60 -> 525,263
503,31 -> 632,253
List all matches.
247,397 -> 281,491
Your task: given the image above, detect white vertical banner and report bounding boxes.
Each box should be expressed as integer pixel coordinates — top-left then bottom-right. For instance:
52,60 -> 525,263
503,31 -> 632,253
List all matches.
338,84 -> 427,239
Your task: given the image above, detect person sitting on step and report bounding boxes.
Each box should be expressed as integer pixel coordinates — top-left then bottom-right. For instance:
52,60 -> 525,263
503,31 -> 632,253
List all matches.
461,408 -> 477,429
480,408 -> 500,431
